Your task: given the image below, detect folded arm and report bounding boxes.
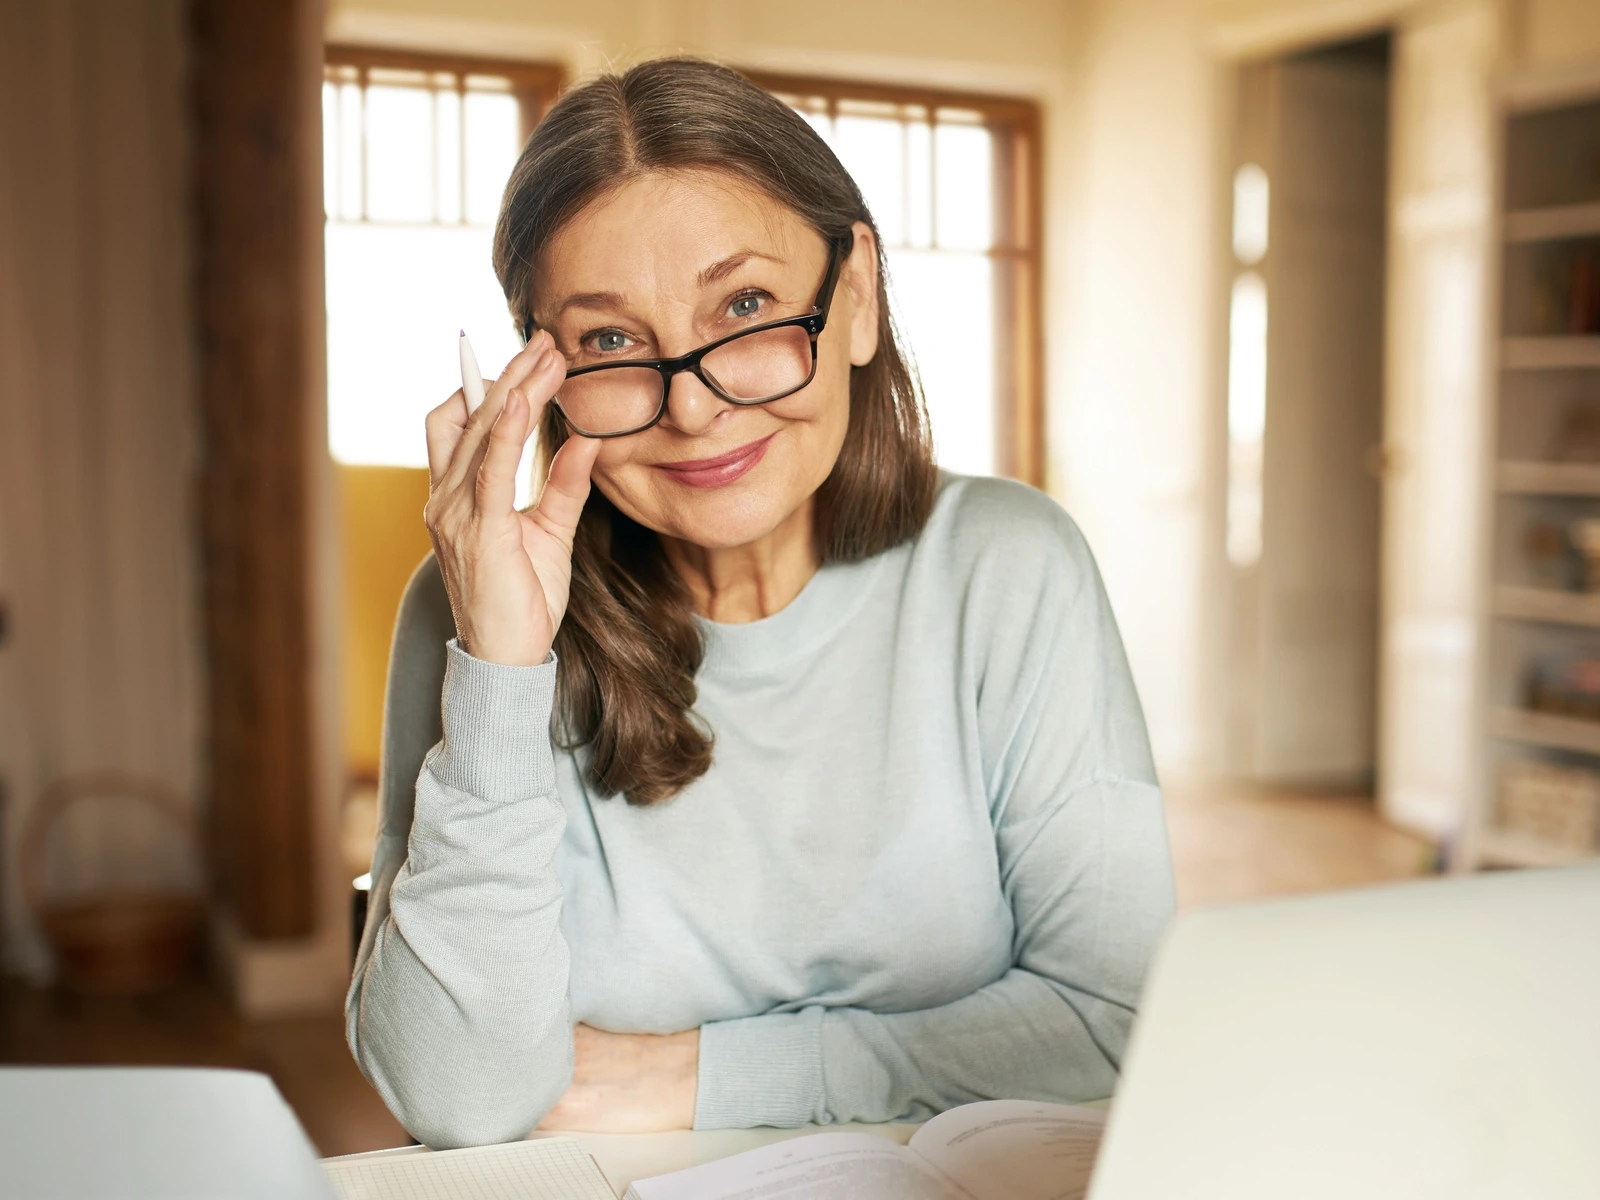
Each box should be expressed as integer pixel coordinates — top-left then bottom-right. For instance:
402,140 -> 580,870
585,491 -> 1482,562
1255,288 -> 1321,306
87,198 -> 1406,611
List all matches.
346,563 -> 576,1149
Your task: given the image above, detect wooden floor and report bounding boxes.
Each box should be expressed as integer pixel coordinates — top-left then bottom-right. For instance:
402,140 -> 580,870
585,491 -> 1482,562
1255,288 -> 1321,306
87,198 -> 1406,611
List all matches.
0,782 -> 1434,1155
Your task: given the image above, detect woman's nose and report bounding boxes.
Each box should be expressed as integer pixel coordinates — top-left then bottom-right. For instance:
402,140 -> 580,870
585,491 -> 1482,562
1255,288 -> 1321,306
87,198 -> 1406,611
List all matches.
661,370 -> 726,437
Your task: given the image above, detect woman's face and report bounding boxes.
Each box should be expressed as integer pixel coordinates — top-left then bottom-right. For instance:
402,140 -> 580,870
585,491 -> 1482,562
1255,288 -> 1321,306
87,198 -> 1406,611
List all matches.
532,170 -> 879,551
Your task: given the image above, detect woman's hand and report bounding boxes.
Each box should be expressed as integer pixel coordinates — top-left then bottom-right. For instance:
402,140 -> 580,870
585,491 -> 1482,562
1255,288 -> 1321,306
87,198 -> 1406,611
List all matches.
424,331 -> 602,666
537,1024 -> 699,1132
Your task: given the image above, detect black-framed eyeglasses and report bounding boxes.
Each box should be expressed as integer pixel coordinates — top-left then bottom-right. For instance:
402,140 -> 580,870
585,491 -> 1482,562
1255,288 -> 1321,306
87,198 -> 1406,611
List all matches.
522,236 -> 851,439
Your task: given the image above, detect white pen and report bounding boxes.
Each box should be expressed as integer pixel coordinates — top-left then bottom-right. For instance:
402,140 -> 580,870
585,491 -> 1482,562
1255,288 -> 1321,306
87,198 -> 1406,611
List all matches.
458,329 -> 486,414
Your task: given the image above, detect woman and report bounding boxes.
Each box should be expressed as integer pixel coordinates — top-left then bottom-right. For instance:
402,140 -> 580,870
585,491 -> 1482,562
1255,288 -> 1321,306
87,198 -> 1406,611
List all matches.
348,57 -> 1175,1150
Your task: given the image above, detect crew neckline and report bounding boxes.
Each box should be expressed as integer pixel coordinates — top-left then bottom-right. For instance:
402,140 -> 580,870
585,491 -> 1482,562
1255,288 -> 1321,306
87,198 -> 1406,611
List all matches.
694,551 -> 890,676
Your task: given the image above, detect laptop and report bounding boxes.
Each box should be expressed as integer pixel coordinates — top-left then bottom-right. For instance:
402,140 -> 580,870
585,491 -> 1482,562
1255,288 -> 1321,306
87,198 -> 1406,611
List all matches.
0,1066 -> 336,1199
1088,863 -> 1600,1200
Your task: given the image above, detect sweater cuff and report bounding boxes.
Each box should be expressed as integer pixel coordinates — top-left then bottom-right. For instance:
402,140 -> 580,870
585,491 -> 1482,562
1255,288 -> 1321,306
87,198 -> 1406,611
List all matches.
427,639 -> 558,803
694,1008 -> 826,1129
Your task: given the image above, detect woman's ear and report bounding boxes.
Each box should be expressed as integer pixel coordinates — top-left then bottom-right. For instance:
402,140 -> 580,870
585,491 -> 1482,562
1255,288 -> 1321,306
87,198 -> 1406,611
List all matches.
844,221 -> 880,368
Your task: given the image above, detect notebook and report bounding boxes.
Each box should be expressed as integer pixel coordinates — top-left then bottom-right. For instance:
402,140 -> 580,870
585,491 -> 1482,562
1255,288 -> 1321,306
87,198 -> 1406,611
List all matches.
323,1138 -> 615,1200
623,1100 -> 1106,1200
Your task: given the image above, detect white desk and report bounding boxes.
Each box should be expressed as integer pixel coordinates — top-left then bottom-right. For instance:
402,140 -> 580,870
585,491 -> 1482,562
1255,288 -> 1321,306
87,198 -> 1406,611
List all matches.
328,1123 -> 922,1195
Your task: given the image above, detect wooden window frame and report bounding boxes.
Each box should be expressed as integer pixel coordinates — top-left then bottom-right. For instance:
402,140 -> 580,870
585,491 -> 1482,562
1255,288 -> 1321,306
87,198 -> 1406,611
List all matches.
323,45 -> 564,166
744,72 -> 1045,486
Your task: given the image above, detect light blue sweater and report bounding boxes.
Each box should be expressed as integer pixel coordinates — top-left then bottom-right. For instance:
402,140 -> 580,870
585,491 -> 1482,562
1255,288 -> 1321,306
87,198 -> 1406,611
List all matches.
347,475 -> 1176,1149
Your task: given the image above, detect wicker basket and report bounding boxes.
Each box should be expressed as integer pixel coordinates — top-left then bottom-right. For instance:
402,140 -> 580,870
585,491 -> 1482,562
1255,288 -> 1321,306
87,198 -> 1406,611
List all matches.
21,771 -> 204,994
1498,760 -> 1600,850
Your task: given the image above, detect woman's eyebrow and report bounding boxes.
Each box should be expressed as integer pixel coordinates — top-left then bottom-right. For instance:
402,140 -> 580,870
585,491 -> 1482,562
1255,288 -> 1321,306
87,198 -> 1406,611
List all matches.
697,250 -> 783,288
552,289 -> 628,320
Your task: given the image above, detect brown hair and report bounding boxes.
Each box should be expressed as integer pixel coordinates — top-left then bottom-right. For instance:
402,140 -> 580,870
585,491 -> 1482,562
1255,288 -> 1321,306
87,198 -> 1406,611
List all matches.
493,57 -> 938,804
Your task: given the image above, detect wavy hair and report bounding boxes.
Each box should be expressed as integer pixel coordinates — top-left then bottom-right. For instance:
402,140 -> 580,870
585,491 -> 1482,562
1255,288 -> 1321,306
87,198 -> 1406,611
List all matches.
493,57 -> 938,804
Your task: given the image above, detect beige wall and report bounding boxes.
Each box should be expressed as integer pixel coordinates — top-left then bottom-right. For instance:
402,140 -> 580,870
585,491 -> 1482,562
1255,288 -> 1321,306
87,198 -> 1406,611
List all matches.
1521,0 -> 1600,64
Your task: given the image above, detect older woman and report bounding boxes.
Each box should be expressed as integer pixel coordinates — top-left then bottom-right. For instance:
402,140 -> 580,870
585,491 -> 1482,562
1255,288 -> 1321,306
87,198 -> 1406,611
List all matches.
347,57 -> 1174,1150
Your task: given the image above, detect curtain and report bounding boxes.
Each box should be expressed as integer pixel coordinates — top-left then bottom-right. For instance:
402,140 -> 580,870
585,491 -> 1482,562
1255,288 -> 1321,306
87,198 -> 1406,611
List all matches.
0,0 -> 204,979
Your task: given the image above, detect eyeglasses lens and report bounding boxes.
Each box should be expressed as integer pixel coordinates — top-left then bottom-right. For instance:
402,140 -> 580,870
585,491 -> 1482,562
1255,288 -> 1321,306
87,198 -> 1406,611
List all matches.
699,325 -> 814,404
556,367 -> 663,437
556,324 -> 815,436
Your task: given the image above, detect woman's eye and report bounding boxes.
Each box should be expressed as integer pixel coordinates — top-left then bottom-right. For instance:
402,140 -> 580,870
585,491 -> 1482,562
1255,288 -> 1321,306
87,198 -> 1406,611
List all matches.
591,330 -> 631,353
728,294 -> 766,320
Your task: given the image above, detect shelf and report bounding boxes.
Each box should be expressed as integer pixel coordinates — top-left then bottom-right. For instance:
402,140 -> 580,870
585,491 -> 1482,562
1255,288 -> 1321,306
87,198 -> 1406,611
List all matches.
1496,460 -> 1600,495
1504,201 -> 1600,243
1500,337 -> 1600,370
1493,585 -> 1600,626
1492,707 -> 1600,757
1476,826 -> 1597,868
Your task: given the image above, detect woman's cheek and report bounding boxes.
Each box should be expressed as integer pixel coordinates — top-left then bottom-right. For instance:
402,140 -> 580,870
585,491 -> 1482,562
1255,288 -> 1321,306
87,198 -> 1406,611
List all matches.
593,435 -> 639,470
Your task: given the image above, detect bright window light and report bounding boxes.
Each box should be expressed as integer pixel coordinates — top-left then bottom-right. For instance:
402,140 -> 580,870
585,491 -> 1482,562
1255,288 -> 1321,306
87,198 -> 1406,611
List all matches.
1227,271 -> 1268,567
1233,163 -> 1270,266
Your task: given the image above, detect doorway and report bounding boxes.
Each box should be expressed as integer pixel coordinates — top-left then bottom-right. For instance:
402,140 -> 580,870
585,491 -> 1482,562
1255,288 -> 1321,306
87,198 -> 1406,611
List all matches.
1224,34 -> 1392,792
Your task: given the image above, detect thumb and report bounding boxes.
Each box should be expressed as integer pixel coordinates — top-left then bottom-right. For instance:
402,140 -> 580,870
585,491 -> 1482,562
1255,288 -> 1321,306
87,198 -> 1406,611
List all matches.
529,434 -> 602,548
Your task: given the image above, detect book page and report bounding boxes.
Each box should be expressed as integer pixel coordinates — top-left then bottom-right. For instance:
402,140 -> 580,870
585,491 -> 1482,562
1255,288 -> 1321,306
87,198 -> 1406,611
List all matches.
323,1137 -> 616,1200
625,1132 -> 969,1200
906,1100 -> 1107,1200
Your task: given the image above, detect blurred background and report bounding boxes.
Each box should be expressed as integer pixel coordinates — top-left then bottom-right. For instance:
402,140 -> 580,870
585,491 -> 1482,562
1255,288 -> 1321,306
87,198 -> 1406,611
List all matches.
3,0 -> 1600,1157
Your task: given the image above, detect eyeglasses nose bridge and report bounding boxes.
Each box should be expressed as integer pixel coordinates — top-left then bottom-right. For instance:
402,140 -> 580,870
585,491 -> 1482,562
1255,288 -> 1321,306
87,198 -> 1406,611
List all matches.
660,362 -> 727,432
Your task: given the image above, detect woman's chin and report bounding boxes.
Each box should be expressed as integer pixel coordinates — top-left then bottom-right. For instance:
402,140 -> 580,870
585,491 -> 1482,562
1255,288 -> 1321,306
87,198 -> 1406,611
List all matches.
665,473 -> 821,549
660,496 -> 796,551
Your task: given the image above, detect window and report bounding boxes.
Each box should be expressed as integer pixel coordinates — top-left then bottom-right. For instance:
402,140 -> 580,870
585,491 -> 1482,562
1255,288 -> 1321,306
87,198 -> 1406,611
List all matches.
748,74 -> 1044,483
322,48 -> 562,500
1226,163 -> 1271,568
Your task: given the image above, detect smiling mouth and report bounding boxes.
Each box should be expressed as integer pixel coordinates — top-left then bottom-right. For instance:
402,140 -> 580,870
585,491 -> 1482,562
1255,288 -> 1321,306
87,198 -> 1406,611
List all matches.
654,434 -> 775,489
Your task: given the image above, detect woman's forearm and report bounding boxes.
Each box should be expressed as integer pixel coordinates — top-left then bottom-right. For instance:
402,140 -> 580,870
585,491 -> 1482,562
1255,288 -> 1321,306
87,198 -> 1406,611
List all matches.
347,643 -> 574,1149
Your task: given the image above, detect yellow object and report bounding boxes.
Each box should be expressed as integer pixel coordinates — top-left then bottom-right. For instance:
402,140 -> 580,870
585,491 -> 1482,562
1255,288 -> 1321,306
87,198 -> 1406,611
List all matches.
338,465 -> 434,782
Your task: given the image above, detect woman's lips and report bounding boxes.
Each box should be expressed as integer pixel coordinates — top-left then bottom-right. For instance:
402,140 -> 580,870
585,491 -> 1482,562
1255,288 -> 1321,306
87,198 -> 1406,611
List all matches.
653,434 -> 775,489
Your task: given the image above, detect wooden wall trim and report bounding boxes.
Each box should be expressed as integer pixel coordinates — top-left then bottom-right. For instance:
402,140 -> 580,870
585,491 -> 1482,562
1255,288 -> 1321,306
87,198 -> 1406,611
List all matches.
192,0 -> 319,939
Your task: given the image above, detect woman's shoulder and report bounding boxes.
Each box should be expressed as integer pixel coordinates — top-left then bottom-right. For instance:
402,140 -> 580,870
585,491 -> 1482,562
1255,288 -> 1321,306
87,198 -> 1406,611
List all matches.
919,472 -> 1097,594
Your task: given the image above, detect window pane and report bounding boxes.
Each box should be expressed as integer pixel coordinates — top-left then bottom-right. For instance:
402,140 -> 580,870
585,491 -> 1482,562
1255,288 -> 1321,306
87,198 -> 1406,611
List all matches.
1233,163 -> 1270,265
833,115 -> 905,245
322,82 -> 340,218
464,90 -> 519,225
326,223 -> 529,489
338,82 -> 363,220
887,249 -> 995,476
906,118 -> 933,249
365,84 -> 433,222
436,88 -> 462,223
934,122 -> 993,250
1227,271 -> 1268,566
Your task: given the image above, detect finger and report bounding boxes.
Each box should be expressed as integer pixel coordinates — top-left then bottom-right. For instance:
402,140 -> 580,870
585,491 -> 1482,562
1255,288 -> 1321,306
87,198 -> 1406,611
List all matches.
474,388 -> 534,516
528,433 -> 602,547
443,332 -> 560,493
425,390 -> 470,489
448,350 -> 570,514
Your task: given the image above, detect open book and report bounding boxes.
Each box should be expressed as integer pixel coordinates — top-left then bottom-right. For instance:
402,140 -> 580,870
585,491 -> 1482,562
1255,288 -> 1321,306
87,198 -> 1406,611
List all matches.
625,1101 -> 1106,1200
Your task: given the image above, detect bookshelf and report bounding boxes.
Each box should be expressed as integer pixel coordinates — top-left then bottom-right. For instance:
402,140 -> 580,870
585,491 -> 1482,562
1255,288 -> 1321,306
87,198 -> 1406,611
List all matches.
1469,68 -> 1600,870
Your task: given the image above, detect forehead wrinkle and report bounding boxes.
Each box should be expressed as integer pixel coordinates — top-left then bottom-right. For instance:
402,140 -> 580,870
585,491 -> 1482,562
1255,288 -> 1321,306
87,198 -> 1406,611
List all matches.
696,250 -> 785,289
531,169 -> 817,327
553,289 -> 630,320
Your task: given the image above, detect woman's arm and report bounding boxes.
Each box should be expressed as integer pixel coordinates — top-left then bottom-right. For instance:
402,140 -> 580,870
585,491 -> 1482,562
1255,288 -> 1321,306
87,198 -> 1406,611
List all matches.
693,496 -> 1176,1127
346,563 -> 575,1149
347,332 -> 601,1148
